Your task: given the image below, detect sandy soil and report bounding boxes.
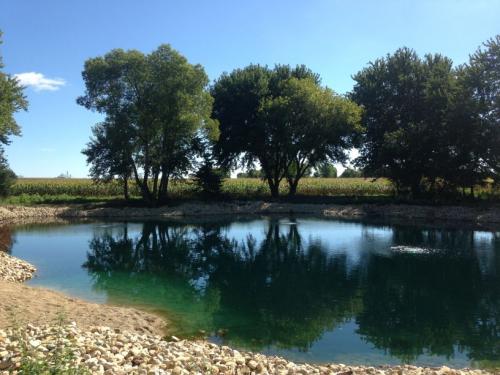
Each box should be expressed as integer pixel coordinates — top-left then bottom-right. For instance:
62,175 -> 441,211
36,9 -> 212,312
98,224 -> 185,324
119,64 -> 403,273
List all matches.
0,281 -> 167,336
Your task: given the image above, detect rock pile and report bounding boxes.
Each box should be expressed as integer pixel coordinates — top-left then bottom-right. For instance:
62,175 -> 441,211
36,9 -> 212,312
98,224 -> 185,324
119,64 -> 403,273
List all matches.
0,323 -> 495,375
0,252 -> 36,282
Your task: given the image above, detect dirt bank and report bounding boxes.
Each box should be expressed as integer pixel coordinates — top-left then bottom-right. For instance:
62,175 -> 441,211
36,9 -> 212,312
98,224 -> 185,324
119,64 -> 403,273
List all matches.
0,251 -> 167,336
0,201 -> 499,224
0,281 -> 167,336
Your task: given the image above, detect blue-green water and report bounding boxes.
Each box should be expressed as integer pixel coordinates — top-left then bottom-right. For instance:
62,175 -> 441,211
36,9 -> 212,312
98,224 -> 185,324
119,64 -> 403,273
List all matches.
3,217 -> 499,369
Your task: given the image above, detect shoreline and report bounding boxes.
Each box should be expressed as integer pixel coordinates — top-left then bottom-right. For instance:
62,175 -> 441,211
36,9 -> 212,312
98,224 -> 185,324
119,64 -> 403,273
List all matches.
0,253 -> 168,337
0,201 -> 499,225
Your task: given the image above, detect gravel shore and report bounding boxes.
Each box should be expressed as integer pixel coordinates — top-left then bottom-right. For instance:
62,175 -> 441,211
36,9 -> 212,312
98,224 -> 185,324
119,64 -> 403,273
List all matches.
0,323 -> 495,375
0,201 -> 499,224
0,252 -> 36,282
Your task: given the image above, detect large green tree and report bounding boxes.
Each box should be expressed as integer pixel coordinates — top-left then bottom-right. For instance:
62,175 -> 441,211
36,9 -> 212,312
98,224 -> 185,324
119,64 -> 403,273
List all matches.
0,31 -> 27,195
78,45 -> 217,204
452,35 -> 500,189
352,40 -> 500,197
351,48 -> 460,196
212,65 -> 361,197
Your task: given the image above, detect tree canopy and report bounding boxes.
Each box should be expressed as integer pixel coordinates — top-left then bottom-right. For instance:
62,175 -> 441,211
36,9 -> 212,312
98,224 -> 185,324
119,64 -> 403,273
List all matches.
73,35 -> 500,202
212,64 -> 361,197
78,45 -> 217,203
455,35 -> 500,187
0,31 -> 27,195
351,39 -> 500,196
351,48 -> 457,195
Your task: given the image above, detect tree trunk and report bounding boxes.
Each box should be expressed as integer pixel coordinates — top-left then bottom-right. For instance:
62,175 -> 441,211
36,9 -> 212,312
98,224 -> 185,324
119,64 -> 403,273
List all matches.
152,170 -> 160,203
288,179 -> 299,197
132,162 -> 152,203
158,171 -> 169,204
410,178 -> 422,198
123,176 -> 129,201
267,178 -> 280,198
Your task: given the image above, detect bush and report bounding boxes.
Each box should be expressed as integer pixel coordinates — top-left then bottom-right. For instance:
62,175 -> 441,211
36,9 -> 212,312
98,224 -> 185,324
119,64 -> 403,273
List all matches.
193,163 -> 226,197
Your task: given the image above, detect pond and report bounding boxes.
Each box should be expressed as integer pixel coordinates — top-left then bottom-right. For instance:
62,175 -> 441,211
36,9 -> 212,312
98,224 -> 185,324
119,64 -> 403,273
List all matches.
2,216 -> 499,369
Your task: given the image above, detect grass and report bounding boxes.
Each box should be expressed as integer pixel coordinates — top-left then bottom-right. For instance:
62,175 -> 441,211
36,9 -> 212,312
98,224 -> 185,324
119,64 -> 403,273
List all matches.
1,177 -> 497,206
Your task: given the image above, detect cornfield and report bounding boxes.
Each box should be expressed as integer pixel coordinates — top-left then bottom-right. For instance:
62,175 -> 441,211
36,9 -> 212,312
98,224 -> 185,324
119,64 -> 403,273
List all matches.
11,177 -> 394,199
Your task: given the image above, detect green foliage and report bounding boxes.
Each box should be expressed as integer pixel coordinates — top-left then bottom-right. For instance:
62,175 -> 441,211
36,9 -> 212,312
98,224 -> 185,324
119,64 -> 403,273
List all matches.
0,150 -> 16,196
314,162 -> 337,178
212,64 -> 361,197
340,167 -> 363,178
193,162 -> 226,197
82,116 -> 133,199
0,31 -> 27,197
351,37 -> 500,197
0,31 -> 27,147
452,35 -> 500,187
352,48 -> 457,195
78,45 -> 216,204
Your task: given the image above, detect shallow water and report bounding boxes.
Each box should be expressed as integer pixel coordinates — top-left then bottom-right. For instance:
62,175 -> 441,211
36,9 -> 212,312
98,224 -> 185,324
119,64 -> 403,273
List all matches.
3,217 -> 500,368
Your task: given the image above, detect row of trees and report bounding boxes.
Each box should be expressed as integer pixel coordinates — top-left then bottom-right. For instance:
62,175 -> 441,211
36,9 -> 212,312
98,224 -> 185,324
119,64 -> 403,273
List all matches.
78,35 -> 499,203
352,38 -> 500,196
79,52 -> 361,202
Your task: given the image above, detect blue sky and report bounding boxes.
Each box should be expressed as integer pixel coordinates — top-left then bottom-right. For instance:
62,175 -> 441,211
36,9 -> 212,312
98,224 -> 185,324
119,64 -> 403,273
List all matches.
1,0 -> 499,177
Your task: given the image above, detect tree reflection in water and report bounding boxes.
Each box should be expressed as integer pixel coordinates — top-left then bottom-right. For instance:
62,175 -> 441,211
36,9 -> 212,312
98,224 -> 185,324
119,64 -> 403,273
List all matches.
0,225 -> 13,253
83,219 -> 500,365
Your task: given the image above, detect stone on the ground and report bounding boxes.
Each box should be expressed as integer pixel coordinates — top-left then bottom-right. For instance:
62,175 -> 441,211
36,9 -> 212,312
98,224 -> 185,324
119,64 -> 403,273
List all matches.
0,252 -> 36,282
0,323 -> 495,375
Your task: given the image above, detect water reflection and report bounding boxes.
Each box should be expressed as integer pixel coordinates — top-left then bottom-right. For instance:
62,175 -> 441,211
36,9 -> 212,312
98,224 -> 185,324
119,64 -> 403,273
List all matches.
80,218 -> 500,366
0,225 -> 13,252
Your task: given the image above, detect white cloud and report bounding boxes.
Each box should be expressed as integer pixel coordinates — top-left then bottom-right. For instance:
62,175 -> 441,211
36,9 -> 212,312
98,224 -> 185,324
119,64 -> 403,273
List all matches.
14,72 -> 66,91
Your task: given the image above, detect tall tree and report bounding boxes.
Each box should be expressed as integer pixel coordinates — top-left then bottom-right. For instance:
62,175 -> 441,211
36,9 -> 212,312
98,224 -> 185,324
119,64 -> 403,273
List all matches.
212,65 -> 360,197
265,78 -> 361,195
454,35 -> 500,188
78,45 -> 217,204
0,31 -> 28,195
351,48 -> 457,196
